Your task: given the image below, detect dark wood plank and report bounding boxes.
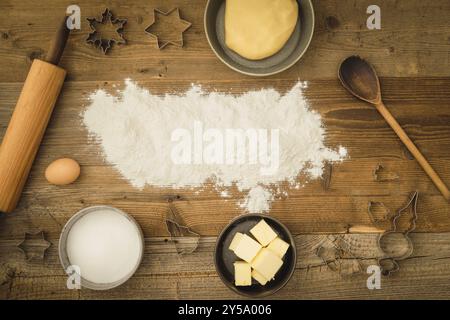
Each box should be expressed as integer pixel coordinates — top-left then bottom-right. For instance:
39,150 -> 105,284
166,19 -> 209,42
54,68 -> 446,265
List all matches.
1,233 -> 450,299
1,0 -> 450,82
1,78 -> 449,237
1,0 -> 450,300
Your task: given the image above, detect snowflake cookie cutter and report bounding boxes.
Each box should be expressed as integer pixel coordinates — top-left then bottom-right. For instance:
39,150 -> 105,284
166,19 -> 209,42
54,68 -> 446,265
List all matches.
377,191 -> 418,276
17,231 -> 51,261
86,8 -> 127,54
144,8 -> 192,49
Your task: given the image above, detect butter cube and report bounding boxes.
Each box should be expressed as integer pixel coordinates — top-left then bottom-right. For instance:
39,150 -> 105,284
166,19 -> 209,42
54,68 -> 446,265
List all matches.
252,269 -> 269,286
229,232 -> 244,252
234,261 -> 251,286
250,219 -> 278,246
251,248 -> 283,280
267,237 -> 290,258
233,234 -> 262,263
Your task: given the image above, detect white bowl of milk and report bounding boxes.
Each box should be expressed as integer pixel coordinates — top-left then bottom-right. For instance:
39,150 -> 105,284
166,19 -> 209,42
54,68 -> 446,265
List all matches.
59,205 -> 144,290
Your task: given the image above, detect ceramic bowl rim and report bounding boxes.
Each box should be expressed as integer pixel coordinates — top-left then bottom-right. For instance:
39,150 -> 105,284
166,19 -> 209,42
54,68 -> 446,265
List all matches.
214,213 -> 297,297
58,205 -> 145,291
204,0 -> 315,77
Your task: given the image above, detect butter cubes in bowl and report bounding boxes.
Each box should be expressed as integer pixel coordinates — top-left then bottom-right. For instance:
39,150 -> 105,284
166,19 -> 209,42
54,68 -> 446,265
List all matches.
214,214 -> 296,297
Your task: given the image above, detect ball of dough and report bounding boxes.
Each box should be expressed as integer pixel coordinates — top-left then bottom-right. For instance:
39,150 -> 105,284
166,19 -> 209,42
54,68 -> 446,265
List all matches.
225,0 -> 299,60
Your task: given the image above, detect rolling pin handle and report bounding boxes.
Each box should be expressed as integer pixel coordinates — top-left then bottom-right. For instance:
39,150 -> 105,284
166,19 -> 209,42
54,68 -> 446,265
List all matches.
45,15 -> 70,65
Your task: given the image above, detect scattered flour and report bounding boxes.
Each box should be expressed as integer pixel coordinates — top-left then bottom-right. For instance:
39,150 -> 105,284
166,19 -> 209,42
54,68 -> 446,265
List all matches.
83,79 -> 347,213
220,190 -> 231,198
239,185 -> 274,213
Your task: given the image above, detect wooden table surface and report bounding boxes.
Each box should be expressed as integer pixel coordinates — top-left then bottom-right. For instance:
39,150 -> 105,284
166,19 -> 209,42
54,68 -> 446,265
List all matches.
1,0 -> 450,299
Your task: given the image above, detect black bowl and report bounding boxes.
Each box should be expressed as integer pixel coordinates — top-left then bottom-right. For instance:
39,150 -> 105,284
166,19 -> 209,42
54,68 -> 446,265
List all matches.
214,214 -> 296,297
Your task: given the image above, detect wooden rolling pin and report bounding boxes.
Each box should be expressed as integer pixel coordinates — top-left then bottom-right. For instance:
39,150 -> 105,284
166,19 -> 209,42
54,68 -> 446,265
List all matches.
0,17 -> 70,213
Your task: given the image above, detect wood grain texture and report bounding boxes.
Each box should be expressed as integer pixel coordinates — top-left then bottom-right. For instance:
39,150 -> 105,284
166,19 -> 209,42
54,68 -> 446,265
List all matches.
375,101 -> 450,201
0,0 -> 449,299
0,60 -> 66,212
0,0 -> 450,82
1,233 -> 450,299
0,79 -> 448,237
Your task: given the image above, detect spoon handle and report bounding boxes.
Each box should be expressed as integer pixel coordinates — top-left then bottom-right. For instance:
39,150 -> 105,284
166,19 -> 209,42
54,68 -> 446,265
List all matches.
375,102 -> 450,202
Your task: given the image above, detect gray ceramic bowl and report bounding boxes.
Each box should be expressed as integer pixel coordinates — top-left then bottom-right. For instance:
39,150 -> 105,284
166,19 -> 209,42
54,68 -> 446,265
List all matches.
214,214 -> 297,298
204,0 -> 315,76
58,205 -> 144,290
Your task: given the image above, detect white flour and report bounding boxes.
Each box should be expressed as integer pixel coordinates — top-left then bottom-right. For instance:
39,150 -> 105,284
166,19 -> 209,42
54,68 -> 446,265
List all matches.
83,80 -> 347,213
239,185 -> 274,213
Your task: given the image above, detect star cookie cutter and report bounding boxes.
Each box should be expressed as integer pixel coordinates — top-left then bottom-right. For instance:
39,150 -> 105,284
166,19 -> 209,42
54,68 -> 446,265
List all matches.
17,231 -> 51,261
144,8 -> 192,49
86,8 -> 127,54
377,191 -> 418,276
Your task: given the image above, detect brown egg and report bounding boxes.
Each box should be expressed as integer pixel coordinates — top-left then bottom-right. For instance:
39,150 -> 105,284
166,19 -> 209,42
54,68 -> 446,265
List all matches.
45,158 -> 81,185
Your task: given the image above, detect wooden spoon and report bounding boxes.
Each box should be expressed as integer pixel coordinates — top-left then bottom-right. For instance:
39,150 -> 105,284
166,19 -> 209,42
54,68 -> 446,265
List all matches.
339,55 -> 450,201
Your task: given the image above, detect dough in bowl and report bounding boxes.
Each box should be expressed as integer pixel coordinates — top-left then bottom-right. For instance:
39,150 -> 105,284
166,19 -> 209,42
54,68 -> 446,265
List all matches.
225,0 -> 299,60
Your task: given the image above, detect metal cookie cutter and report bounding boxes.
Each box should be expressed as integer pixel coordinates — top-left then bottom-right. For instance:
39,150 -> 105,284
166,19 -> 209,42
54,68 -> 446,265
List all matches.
377,191 -> 418,276
165,195 -> 200,255
86,8 -> 127,54
17,231 -> 51,261
145,8 -> 192,49
373,164 -> 399,182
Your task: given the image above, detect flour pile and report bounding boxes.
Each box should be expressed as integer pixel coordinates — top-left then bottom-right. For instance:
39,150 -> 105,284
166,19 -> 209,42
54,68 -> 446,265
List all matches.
83,80 -> 347,213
